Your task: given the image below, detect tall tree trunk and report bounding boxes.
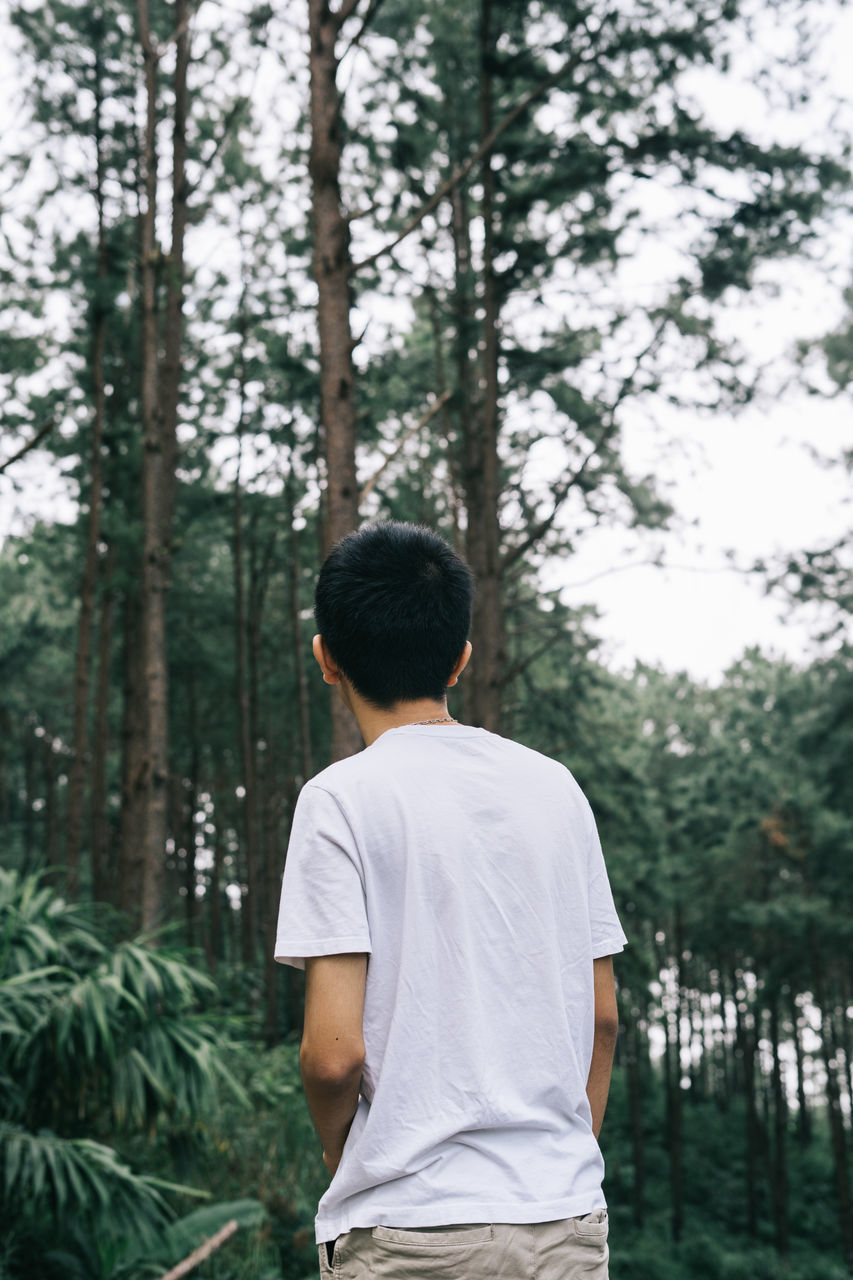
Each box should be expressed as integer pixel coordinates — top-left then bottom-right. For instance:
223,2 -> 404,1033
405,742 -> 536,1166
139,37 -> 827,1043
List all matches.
663,962 -> 684,1243
789,989 -> 812,1147
462,0 -> 505,733
42,731 -> 59,870
90,544 -> 116,905
812,941 -> 853,1270
205,761 -> 226,971
769,995 -> 789,1258
714,965 -> 731,1110
308,0 -> 362,763
135,0 -> 168,929
0,706 -> 10,854
233,429 -> 259,963
183,664 -> 200,948
117,589 -> 146,922
288,505 -> 314,783
133,0 -> 190,930
66,48 -> 109,898
23,723 -> 36,873
625,1001 -> 646,1228
741,1004 -> 761,1239
836,984 -> 853,1133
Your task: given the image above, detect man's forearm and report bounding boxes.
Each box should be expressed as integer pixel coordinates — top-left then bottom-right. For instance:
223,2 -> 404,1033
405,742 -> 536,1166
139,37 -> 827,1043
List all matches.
587,955 -> 619,1139
301,1059 -> 362,1174
586,1023 -> 618,1138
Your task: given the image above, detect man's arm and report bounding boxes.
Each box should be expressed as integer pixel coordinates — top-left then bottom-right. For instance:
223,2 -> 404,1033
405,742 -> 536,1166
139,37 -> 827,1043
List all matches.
300,953 -> 368,1176
586,954 -> 619,1139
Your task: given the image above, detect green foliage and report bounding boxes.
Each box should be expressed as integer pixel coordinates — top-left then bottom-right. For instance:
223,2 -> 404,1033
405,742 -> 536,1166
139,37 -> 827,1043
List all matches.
0,870 -> 265,1279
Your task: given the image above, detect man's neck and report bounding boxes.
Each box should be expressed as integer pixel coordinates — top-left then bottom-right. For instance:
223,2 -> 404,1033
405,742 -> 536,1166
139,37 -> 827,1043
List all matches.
351,696 -> 458,747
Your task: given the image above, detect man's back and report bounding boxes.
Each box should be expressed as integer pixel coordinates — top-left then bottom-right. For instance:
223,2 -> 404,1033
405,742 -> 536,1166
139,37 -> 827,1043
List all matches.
276,723 -> 626,1242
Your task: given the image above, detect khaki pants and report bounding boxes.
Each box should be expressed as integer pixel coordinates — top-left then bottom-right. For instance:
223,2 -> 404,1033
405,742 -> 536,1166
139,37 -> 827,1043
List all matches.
318,1211 -> 609,1279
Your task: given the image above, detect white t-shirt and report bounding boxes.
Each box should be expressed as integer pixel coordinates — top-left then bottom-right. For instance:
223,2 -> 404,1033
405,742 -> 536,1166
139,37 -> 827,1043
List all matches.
275,724 -> 626,1243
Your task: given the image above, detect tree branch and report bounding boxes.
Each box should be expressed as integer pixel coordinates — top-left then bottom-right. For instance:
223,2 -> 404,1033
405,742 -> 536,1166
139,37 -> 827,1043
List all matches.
156,1219 -> 239,1280
333,0 -> 363,29
0,420 -> 56,476
340,0 -> 387,58
359,390 -> 451,504
350,57 -> 585,277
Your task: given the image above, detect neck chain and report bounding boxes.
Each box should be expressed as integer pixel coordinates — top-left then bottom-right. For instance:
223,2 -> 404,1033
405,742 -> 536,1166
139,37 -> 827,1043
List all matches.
409,716 -> 459,726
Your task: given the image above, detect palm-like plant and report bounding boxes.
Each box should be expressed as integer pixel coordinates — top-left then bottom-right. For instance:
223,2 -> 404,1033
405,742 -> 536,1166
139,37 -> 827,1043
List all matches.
0,869 -> 249,1277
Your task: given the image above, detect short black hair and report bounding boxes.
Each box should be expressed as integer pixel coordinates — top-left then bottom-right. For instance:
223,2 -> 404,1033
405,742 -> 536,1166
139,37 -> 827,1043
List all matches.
314,522 -> 474,710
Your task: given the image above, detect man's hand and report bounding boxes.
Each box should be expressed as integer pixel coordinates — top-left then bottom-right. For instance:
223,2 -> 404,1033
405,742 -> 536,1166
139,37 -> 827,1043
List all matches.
300,954 -> 368,1174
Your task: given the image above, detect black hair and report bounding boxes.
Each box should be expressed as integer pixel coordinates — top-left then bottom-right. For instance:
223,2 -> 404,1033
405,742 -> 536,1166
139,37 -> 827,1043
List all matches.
314,522 -> 474,710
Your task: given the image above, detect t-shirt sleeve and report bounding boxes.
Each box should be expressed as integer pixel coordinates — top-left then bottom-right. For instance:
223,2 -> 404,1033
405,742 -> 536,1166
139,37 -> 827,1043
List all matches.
274,782 -> 372,970
585,803 -> 627,959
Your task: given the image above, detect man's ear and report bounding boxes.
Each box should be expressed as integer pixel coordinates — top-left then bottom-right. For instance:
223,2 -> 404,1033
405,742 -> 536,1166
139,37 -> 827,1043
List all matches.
446,640 -> 472,687
313,634 -> 342,685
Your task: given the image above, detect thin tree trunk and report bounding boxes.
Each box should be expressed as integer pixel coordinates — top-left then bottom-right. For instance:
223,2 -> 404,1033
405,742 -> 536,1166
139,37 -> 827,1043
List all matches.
288,496 -> 313,782
462,0 -> 505,733
42,731 -> 59,870
23,724 -> 35,873
665,968 -> 684,1243
449,182 -> 477,727
205,762 -> 226,971
233,428 -> 258,964
262,754 -> 284,1045
741,1004 -> 761,1239
812,941 -> 853,1270
117,589 -> 146,922
0,706 -> 10,853
136,0 -> 168,930
835,985 -> 853,1134
714,965 -> 731,1110
769,995 -> 789,1258
625,1002 -> 646,1228
789,989 -> 812,1147
133,0 -> 189,930
426,287 -> 466,555
90,544 -> 116,905
65,35 -> 109,898
183,667 -> 200,948
308,0 -> 362,763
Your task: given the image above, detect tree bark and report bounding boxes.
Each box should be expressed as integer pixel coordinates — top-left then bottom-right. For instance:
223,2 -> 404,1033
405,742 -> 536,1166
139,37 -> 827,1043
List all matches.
205,761 -> 226,971
812,942 -> 853,1271
625,1001 -> 646,1228
132,0 -> 190,930
233,419 -> 259,964
308,0 -> 363,763
741,1002 -> 761,1239
289,507 -> 314,783
663,961 -> 684,1243
769,995 -> 789,1258
135,0 -> 169,930
117,589 -> 146,923
42,731 -> 60,871
66,37 -> 109,897
23,723 -> 36,873
461,0 -> 505,733
90,544 -> 116,905
789,989 -> 812,1147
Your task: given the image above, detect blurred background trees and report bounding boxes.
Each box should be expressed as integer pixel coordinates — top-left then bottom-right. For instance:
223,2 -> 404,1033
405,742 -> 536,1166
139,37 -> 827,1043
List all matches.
0,0 -> 851,1275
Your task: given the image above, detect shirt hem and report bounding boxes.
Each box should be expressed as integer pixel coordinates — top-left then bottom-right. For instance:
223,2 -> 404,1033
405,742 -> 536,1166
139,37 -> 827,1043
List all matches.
274,936 -> 372,970
314,1192 -> 607,1243
592,935 -> 627,958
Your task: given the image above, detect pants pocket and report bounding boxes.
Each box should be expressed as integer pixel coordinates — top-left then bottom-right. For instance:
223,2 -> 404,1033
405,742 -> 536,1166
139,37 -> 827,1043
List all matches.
573,1208 -> 608,1240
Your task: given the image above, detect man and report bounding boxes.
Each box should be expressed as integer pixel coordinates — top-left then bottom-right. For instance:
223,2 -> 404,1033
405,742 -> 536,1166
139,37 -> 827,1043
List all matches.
275,521 -> 625,1279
